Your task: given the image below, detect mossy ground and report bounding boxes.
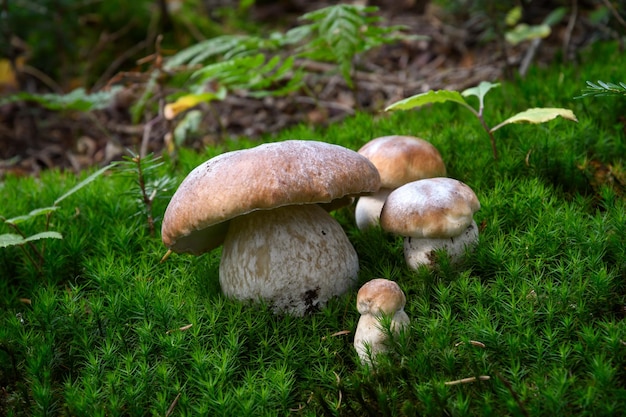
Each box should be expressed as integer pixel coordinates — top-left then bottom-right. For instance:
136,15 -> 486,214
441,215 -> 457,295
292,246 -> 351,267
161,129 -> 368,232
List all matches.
1,41 -> 625,416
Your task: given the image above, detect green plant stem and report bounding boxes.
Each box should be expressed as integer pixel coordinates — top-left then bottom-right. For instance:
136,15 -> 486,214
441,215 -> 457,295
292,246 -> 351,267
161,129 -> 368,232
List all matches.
494,370 -> 529,417
17,244 -> 43,274
461,102 -> 499,160
134,155 -> 156,237
39,211 -> 54,268
8,223 -> 45,266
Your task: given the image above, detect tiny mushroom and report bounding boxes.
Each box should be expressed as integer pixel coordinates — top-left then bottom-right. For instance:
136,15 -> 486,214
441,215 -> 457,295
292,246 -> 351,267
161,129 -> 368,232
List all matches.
161,140 -> 381,316
380,177 -> 481,269
355,135 -> 446,230
353,278 -> 410,366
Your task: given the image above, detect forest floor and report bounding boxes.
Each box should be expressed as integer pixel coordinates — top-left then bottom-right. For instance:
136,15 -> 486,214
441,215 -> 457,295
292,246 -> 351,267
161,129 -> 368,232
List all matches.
0,1 -> 620,177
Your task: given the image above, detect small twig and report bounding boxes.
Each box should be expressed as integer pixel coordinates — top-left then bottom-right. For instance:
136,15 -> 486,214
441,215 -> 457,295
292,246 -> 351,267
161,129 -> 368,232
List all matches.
454,340 -> 486,348
93,40 -> 149,91
562,0 -> 578,62
321,330 -> 351,341
519,38 -> 542,77
600,0 -> 626,29
444,375 -> 491,386
165,392 -> 181,417
166,324 -> 193,335
140,116 -> 161,159
494,370 -> 530,417
293,96 -> 355,114
20,65 -> 64,94
85,21 -> 136,85
160,249 -> 172,263
140,35 -> 169,158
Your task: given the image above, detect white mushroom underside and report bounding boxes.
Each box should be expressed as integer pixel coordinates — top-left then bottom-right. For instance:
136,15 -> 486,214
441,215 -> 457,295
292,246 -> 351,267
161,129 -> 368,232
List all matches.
354,189 -> 393,230
354,311 -> 410,365
219,204 -> 359,316
404,220 -> 479,269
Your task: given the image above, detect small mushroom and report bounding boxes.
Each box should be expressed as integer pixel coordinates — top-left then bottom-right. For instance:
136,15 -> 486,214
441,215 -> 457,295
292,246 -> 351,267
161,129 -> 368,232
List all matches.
380,177 -> 481,269
355,135 -> 446,230
354,278 -> 410,366
161,140 -> 380,316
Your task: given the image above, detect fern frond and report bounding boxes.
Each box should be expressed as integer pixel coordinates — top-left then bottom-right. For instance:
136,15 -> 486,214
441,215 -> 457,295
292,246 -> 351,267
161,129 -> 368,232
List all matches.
191,53 -> 301,97
165,35 -> 282,70
298,4 -> 408,88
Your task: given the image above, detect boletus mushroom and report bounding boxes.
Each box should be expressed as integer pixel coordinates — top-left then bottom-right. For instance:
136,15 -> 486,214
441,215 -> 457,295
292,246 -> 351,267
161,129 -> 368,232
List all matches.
161,140 -> 381,316
355,135 -> 446,230
380,177 -> 481,269
354,278 -> 410,366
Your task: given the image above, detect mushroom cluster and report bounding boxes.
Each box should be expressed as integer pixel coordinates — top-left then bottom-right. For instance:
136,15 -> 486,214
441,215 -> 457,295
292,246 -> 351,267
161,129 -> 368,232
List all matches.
353,278 -> 410,366
355,135 -> 446,230
380,177 -> 481,269
162,140 -> 381,316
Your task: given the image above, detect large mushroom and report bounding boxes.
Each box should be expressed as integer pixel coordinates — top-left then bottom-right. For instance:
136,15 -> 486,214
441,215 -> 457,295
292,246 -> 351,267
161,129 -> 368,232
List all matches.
353,278 -> 410,366
355,135 -> 446,230
380,177 -> 481,269
161,140 -> 381,316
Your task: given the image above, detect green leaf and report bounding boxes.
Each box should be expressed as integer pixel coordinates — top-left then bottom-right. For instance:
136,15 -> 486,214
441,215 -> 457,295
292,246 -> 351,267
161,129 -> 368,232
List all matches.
282,26 -> 312,46
54,163 -> 116,205
0,233 -> 25,248
165,35 -> 272,69
23,231 -> 63,242
491,108 -> 578,132
0,87 -> 122,111
0,231 -> 62,248
542,7 -> 567,26
4,206 -> 59,225
505,23 -> 551,45
192,54 -> 265,84
385,89 -> 469,112
462,81 -> 500,111
506,6 -> 522,26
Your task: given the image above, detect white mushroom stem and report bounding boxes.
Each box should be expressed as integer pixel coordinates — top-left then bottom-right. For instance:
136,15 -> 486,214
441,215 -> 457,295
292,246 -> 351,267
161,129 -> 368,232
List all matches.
354,188 -> 393,230
219,204 -> 359,316
354,310 -> 410,366
404,220 -> 479,269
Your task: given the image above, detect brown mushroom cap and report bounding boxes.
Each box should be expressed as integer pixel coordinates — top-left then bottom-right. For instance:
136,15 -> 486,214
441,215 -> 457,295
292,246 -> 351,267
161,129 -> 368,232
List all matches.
380,177 -> 480,239
356,278 -> 407,316
357,135 -> 446,189
162,140 -> 381,254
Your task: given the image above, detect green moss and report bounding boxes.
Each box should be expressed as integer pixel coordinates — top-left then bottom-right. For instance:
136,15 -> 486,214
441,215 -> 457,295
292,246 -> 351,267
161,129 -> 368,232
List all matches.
1,41 -> 626,416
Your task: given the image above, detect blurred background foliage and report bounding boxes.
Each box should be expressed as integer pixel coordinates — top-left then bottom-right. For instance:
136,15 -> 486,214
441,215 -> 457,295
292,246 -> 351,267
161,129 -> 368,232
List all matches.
0,0 -> 623,176
1,0 -> 623,93
0,0 -> 259,91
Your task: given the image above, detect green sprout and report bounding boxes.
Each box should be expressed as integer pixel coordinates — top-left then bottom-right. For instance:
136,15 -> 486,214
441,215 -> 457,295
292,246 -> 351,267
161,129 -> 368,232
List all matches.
385,81 -> 578,160
0,163 -> 114,273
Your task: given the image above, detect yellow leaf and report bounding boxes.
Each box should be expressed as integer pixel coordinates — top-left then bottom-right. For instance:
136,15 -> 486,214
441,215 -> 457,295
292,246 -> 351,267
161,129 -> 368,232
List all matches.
164,90 -> 226,120
491,108 -> 578,132
0,58 -> 19,91
164,95 -> 205,120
